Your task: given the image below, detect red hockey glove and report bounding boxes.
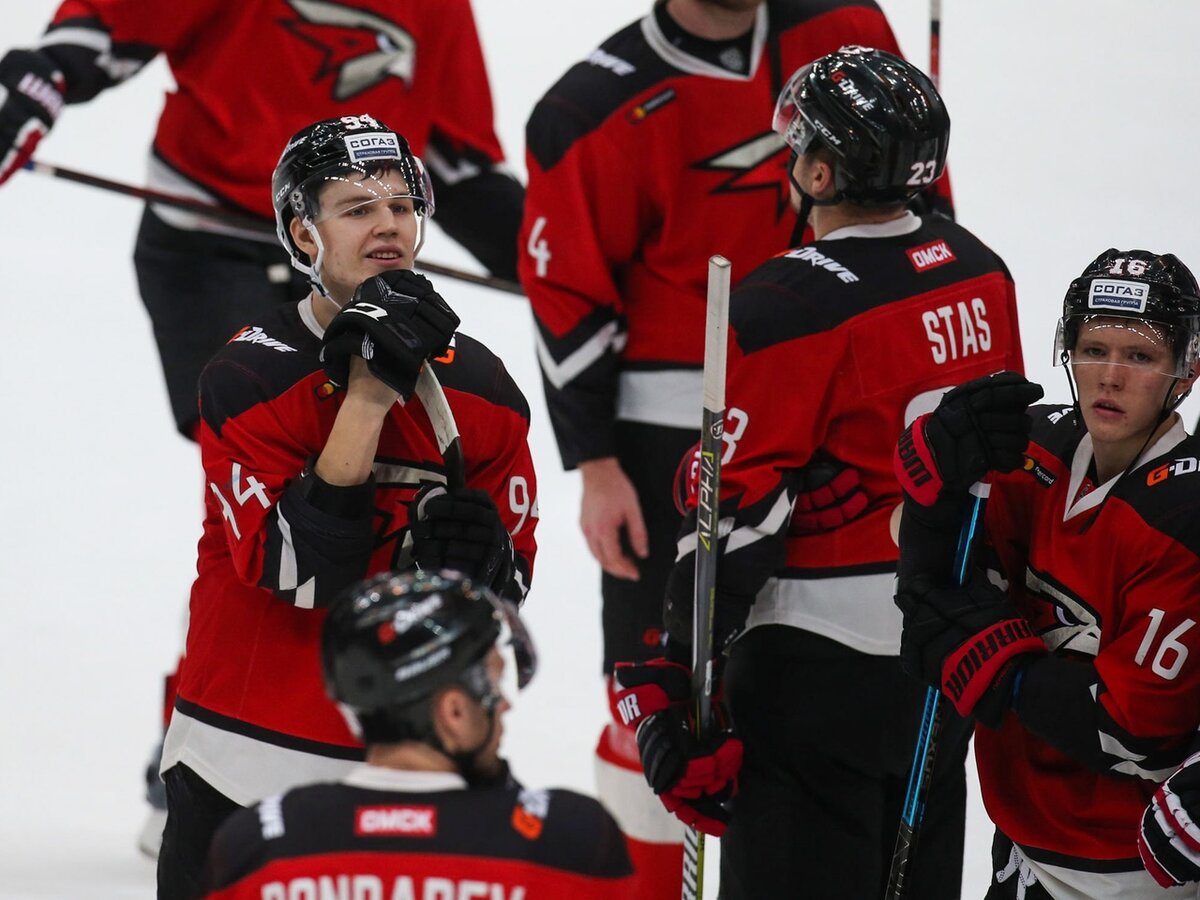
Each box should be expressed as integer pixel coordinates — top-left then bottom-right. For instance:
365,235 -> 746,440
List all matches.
788,452 -> 869,534
0,50 -> 65,186
674,444 -> 867,534
322,270 -> 459,400
895,573 -> 1045,725
894,372 -> 1042,508
612,658 -> 742,836
1140,750 -> 1200,887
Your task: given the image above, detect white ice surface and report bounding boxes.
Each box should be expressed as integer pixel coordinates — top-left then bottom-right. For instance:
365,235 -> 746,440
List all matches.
3,1 -> 1199,897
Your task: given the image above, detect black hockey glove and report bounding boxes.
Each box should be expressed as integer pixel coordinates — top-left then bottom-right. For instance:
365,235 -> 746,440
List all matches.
612,658 -> 742,836
1140,749 -> 1200,887
664,554 -> 757,656
894,372 -> 1043,511
408,484 -> 513,593
321,270 -> 459,400
895,572 -> 1045,727
0,49 -> 65,186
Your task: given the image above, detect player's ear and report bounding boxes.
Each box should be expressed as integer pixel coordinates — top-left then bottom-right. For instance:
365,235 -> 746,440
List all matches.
290,217 -> 318,258
431,686 -> 472,751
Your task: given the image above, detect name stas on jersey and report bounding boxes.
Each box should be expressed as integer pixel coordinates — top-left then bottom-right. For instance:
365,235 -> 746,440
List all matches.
258,874 -> 525,900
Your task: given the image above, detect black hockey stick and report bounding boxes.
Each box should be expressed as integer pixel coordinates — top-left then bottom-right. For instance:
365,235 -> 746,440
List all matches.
930,0 -> 942,90
412,365 -> 465,491
886,479 -> 991,899
20,159 -> 525,298
682,255 -> 731,900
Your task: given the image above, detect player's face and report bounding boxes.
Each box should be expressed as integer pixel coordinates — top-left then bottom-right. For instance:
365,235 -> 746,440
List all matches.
1071,318 -> 1190,454
312,169 -> 420,302
465,648 -> 510,775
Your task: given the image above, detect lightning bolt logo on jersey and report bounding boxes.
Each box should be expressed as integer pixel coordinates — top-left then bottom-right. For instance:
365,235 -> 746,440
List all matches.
691,131 -> 793,221
282,0 -> 417,99
521,0 -> 919,465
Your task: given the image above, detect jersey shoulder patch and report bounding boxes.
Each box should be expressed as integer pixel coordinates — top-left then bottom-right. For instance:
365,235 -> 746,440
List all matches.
526,19 -> 675,172
432,332 -> 530,423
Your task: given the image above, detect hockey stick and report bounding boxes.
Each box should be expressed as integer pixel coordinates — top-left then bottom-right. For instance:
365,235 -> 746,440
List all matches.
20,159 -> 525,298
682,255 -> 732,900
885,479 -> 990,899
930,0 -> 942,90
413,365 -> 465,491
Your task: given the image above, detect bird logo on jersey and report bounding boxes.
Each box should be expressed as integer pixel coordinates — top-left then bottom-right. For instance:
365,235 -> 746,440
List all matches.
1024,566 -> 1101,656
282,0 -> 416,100
691,131 -> 793,221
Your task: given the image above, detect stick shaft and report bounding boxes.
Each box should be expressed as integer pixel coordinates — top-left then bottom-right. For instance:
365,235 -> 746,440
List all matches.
681,254 -> 732,900
886,480 -> 990,899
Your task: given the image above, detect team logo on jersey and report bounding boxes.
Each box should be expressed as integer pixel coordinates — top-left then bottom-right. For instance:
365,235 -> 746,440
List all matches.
691,131 -> 793,221
907,239 -> 956,273
1147,456 -> 1200,486
1024,566 -> 1100,656
281,0 -> 417,100
511,789 -> 549,840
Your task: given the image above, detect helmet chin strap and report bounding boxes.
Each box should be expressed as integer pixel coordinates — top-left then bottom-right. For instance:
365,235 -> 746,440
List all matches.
789,154 -> 842,244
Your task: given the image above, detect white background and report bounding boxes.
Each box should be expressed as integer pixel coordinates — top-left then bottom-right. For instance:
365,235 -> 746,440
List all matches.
2,1 -> 1199,897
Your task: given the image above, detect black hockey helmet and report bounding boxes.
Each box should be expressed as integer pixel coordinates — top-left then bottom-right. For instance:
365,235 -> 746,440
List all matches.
1055,248 -> 1200,378
321,569 -> 533,745
772,45 -> 949,205
271,114 -> 434,292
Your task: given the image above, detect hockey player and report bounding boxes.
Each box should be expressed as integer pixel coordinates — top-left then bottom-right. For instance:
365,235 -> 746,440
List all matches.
614,46 -> 1023,898
201,569 -> 633,899
0,0 -> 523,855
158,115 -> 537,900
896,250 -> 1200,898
518,2 -> 935,891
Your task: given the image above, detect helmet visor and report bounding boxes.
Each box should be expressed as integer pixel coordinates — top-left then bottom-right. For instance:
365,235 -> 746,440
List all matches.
773,64 -> 822,156
294,154 -> 434,227
1053,314 -> 1199,379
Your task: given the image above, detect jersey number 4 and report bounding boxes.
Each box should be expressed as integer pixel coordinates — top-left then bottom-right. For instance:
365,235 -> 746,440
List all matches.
210,463 -> 270,541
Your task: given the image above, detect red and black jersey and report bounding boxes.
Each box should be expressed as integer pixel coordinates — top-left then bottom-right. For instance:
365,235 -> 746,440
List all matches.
975,408 -> 1200,869
163,296 -> 537,806
37,0 -> 521,275
203,767 -> 634,898
520,0 -> 953,468
677,214 -> 1021,654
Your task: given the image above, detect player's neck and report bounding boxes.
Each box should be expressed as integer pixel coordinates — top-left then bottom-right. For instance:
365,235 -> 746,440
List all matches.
810,204 -> 908,241
665,0 -> 758,40
366,741 -> 461,773
311,289 -> 347,330
1091,412 -> 1177,483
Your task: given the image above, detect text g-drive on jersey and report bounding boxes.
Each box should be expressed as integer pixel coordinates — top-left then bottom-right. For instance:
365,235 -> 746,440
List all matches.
678,213 -> 1022,654
203,768 -> 634,898
520,0 -> 927,468
977,410 -> 1200,870
163,297 -> 537,806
